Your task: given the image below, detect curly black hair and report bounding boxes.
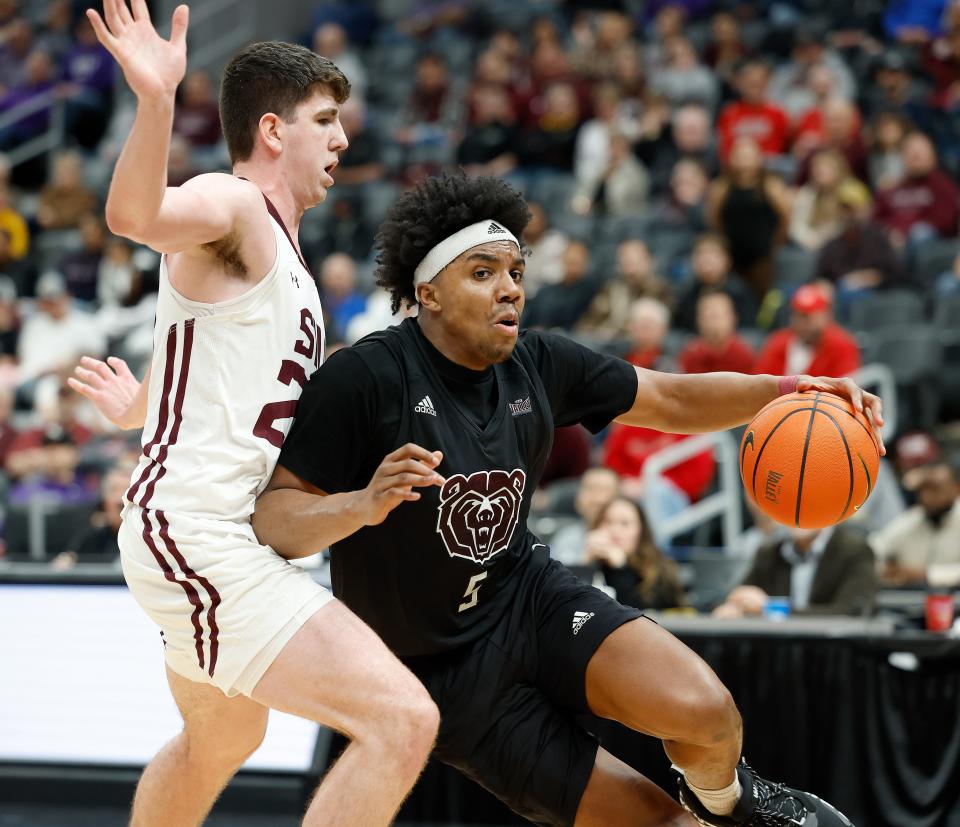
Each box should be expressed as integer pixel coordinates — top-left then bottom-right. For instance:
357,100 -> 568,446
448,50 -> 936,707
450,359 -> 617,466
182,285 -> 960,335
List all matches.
375,173 -> 532,313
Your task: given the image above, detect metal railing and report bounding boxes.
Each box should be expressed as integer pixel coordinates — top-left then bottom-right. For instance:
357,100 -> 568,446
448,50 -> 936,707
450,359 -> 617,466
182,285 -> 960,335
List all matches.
853,362 -> 897,441
0,88 -> 69,169
642,430 -> 742,548
156,0 -> 256,76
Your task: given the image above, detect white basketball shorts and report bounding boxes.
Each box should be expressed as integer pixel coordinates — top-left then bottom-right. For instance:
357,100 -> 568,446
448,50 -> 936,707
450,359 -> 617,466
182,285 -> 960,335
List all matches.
119,504 -> 333,697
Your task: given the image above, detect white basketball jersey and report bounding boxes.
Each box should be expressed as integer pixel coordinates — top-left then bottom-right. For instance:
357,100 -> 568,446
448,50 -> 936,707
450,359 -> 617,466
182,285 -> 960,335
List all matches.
125,202 -> 324,524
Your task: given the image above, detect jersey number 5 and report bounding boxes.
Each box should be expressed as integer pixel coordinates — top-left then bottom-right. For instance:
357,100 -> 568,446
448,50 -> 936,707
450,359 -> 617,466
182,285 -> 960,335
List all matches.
458,571 -> 488,613
253,308 -> 319,448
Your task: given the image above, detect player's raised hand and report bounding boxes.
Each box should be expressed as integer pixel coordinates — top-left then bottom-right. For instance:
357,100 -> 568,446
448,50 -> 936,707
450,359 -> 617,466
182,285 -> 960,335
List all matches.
796,375 -> 886,455
360,443 -> 445,525
68,355 -> 144,430
86,0 -> 189,102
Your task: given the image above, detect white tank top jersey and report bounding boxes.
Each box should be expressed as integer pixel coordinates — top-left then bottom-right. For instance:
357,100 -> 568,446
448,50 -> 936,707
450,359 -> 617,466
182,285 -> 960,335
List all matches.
124,199 -> 324,524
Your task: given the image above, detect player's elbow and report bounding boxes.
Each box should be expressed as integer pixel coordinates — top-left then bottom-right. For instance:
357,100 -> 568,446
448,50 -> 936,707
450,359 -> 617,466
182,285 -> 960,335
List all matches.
104,202 -> 148,242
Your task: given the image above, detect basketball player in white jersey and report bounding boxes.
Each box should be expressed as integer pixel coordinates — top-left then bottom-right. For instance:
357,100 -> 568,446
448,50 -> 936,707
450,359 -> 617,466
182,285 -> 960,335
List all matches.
68,3 -> 440,826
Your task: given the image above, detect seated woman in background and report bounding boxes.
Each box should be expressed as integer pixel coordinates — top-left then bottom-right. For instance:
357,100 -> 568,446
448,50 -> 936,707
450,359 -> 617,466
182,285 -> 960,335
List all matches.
582,496 -> 685,610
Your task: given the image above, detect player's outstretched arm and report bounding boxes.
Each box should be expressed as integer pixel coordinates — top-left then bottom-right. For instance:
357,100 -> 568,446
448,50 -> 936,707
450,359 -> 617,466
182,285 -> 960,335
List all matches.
68,356 -> 150,430
616,369 -> 885,454
89,2 -> 258,253
254,445 -> 444,559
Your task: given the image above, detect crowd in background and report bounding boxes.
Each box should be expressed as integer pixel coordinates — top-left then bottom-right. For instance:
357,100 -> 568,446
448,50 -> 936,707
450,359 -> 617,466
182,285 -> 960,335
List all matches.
0,0 -> 959,618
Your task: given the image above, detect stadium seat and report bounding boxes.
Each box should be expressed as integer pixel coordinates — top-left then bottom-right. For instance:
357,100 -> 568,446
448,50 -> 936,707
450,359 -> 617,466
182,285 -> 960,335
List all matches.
4,500 -> 97,561
773,245 -> 817,292
863,325 -> 943,430
912,238 -> 960,289
848,289 -> 926,333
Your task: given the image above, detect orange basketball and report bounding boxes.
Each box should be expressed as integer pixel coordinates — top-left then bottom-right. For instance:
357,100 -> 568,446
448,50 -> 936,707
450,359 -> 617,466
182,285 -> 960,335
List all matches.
739,391 -> 881,529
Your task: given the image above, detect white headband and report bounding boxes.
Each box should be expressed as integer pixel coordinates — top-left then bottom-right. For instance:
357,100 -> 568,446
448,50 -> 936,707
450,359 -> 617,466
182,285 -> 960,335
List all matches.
413,220 -> 520,287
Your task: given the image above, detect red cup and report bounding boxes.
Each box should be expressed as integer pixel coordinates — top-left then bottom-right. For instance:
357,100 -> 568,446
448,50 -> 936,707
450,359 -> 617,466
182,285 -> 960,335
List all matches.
925,593 -> 956,632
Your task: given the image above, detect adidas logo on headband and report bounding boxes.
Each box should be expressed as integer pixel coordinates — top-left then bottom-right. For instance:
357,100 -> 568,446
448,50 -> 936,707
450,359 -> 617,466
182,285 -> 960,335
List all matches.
413,219 -> 521,288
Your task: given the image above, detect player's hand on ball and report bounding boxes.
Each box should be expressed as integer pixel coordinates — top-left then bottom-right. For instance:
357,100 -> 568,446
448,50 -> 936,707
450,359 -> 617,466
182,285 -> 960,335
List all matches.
86,0 -> 188,102
360,443 -> 444,526
68,356 -> 143,430
796,375 -> 885,455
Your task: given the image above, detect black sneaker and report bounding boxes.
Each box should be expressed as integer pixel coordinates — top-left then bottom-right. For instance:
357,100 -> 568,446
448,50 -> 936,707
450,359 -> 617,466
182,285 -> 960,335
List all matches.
675,758 -> 854,826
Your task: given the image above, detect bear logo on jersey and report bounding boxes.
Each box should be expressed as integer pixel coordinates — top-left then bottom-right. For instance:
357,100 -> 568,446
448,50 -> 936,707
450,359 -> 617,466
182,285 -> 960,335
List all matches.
436,469 -> 526,564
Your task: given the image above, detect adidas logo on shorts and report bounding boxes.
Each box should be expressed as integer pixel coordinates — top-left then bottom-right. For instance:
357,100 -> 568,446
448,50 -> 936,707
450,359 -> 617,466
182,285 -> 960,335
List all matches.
414,395 -> 437,416
487,222 -> 506,234
572,610 -> 595,635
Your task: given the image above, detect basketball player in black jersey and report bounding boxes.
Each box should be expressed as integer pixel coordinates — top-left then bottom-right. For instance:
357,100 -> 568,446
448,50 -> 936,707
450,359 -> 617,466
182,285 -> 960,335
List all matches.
254,174 -> 883,827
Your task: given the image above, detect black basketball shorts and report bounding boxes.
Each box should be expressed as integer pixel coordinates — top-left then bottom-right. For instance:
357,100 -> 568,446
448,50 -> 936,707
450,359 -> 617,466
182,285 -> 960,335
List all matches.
406,558 -> 644,827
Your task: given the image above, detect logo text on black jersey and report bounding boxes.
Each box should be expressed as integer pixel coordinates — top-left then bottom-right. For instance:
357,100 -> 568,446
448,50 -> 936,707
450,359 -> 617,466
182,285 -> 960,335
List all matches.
436,468 -> 526,564
509,397 -> 532,417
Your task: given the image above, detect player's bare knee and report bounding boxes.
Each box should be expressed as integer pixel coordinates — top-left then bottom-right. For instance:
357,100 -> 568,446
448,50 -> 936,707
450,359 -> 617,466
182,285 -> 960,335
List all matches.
690,681 -> 740,746
182,714 -> 267,770
364,682 -> 438,772
669,676 -> 740,747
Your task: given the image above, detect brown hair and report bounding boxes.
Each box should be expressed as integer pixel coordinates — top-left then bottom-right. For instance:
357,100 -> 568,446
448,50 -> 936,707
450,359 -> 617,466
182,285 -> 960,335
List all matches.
219,41 -> 350,164
592,496 -> 684,605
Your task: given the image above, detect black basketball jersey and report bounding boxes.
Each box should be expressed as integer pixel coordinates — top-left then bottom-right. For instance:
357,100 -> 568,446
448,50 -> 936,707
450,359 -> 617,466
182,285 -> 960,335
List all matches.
279,318 -> 638,657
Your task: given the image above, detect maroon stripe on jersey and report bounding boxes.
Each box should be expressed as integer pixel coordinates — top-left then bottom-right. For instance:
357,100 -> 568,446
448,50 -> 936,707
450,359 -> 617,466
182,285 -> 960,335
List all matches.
140,508 -> 206,670
137,319 -> 196,508
156,509 -> 221,677
126,324 -> 178,504
261,193 -> 313,275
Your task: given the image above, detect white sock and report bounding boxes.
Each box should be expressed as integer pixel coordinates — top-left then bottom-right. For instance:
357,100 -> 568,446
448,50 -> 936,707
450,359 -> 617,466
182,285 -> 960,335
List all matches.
684,772 -> 743,817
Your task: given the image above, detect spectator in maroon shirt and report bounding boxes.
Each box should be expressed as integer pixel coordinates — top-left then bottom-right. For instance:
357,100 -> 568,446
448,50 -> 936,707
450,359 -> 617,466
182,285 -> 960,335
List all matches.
755,284 -> 861,377
173,70 -> 222,149
679,290 -> 756,375
924,24 -> 960,110
874,131 -> 960,248
716,60 -> 790,161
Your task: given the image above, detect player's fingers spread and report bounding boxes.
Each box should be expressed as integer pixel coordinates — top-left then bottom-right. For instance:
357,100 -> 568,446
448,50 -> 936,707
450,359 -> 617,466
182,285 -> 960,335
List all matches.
66,377 -> 90,397
106,356 -> 134,380
863,405 -> 886,455
398,442 -> 439,462
86,9 -> 118,49
73,367 -> 104,388
130,0 -> 150,23
169,4 -> 189,47
115,0 -> 134,25
395,458 -> 443,476
103,0 -> 126,31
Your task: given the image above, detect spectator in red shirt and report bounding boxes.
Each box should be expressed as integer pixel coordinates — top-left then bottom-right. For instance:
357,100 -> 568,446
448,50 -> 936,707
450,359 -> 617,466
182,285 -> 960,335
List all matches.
603,424 -> 716,509
755,283 -> 861,377
716,59 -> 790,161
874,131 -> 960,247
679,290 -> 756,375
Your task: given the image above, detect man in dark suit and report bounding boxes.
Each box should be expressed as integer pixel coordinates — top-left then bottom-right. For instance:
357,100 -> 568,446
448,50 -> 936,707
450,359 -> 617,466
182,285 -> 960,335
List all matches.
713,524 -> 877,616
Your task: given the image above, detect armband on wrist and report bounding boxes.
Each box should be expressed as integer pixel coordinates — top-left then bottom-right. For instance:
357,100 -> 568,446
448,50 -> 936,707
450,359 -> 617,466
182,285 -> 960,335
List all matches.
778,375 -> 800,396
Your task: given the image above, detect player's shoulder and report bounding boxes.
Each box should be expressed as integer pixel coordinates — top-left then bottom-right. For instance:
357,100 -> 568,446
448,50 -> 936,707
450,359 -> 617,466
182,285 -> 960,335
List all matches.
315,330 -> 404,392
177,173 -> 266,212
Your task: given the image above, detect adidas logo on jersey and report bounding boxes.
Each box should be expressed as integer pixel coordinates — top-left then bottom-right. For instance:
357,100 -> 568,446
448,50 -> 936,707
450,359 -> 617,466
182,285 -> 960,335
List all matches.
414,395 -> 437,417
572,610 -> 595,635
487,222 -> 506,234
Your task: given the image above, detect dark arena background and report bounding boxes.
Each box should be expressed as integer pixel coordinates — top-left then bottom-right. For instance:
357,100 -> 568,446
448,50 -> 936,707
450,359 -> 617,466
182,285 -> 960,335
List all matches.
2,0 -> 960,825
